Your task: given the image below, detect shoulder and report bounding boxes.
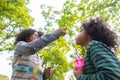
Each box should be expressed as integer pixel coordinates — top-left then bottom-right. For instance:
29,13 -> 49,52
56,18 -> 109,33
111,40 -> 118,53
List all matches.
15,41 -> 28,49
88,40 -> 103,46
16,41 -> 27,46
87,40 -> 101,49
87,40 -> 111,52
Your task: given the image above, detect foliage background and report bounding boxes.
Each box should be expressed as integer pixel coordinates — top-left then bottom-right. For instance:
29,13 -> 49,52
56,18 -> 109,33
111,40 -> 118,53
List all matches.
0,0 -> 120,80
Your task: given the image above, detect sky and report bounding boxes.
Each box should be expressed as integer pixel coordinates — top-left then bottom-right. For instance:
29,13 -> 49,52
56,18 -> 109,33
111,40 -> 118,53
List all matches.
0,52 -> 12,78
27,0 -> 65,29
0,0 -> 73,79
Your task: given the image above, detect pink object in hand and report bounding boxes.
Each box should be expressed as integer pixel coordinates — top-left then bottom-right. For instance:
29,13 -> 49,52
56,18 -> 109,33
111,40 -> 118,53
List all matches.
74,56 -> 84,72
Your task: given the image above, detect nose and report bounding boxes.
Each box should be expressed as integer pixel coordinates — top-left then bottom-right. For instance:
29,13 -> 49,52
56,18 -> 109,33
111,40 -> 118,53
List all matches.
75,36 -> 78,41
35,37 -> 38,40
35,35 -> 39,39
33,36 -> 38,40
36,36 -> 39,39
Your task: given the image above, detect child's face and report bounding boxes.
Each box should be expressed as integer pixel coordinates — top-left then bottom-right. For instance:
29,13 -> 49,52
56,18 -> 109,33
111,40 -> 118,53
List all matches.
75,28 -> 91,46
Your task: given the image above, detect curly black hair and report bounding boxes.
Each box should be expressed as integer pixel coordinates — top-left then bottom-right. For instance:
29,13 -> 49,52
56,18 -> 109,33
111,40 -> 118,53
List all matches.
14,28 -> 43,45
81,17 -> 118,50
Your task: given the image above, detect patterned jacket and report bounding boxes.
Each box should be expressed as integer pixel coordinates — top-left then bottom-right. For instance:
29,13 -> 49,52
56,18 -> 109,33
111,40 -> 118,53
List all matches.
11,32 -> 59,80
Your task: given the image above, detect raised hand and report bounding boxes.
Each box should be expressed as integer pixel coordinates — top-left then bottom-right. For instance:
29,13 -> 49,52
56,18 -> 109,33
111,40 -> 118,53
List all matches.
55,28 -> 66,36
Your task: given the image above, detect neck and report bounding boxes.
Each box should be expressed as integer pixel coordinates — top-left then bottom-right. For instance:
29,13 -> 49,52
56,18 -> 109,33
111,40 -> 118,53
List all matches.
84,39 -> 92,48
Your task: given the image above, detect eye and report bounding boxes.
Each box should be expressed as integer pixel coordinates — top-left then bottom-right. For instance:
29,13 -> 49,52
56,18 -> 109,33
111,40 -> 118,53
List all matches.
35,34 -> 38,37
33,32 -> 39,38
80,27 -> 83,32
80,29 -> 83,32
80,29 -> 82,32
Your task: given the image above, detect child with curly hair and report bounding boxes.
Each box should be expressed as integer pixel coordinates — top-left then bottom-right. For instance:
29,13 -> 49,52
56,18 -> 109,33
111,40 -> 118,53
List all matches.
74,17 -> 120,80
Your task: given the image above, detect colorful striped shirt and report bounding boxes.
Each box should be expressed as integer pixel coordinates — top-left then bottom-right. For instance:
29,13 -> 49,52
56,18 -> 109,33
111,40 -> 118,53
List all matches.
78,40 -> 120,80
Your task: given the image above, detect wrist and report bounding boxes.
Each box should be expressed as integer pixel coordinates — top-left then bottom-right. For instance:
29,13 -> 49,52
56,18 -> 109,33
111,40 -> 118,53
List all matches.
53,31 -> 60,38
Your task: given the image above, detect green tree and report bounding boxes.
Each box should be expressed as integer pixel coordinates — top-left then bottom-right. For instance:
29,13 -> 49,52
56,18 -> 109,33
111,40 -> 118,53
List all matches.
39,0 -> 120,80
0,0 -> 33,51
0,0 -> 120,80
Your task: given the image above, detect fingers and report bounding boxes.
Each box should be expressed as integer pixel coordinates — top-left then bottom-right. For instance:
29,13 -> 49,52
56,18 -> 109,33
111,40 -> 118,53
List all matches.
44,68 -> 53,76
61,28 -> 66,36
55,28 -> 66,36
73,67 -> 76,72
73,66 -> 83,77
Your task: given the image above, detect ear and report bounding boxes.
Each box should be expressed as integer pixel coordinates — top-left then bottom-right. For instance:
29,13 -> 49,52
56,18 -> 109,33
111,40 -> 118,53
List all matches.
87,35 -> 92,40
